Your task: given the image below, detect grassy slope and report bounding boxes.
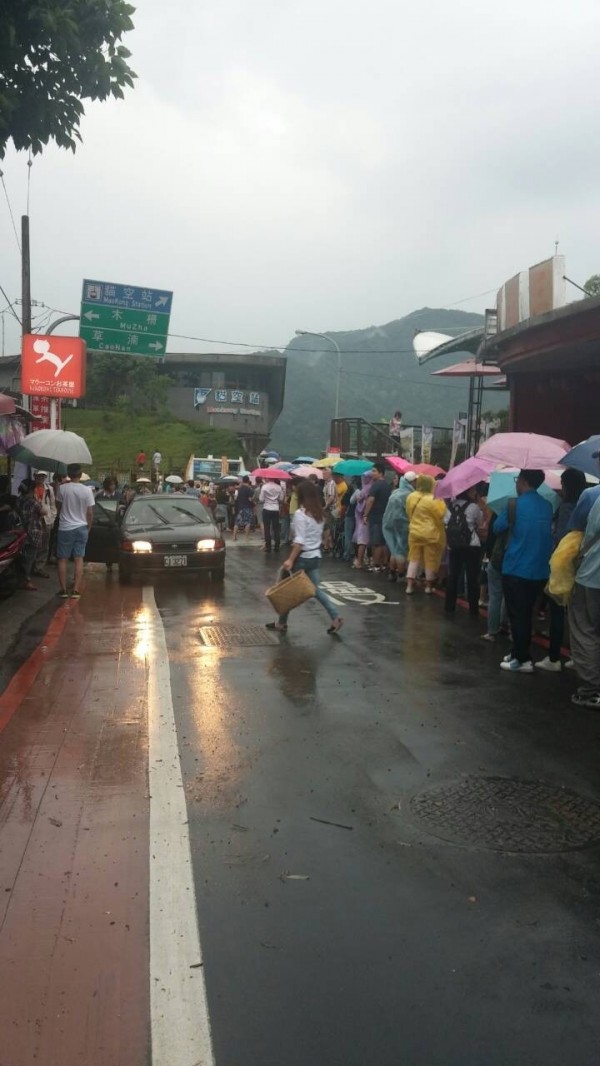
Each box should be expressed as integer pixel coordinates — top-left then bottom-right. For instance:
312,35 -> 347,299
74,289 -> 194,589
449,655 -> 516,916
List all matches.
62,408 -> 241,476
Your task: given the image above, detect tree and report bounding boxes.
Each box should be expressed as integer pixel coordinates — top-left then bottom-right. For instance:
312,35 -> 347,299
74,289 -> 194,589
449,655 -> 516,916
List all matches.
0,0 -> 136,158
86,352 -> 172,414
584,275 -> 600,297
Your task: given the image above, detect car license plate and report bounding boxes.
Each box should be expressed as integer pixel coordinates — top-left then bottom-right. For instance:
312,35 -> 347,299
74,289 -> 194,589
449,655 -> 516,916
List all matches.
164,555 -> 188,567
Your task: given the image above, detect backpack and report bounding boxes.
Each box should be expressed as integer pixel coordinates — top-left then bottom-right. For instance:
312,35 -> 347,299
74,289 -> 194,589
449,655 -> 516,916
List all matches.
446,501 -> 472,549
490,498 -> 516,570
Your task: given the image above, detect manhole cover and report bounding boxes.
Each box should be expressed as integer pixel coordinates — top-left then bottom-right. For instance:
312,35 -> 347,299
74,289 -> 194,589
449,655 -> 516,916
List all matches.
410,777 -> 600,853
199,624 -> 278,648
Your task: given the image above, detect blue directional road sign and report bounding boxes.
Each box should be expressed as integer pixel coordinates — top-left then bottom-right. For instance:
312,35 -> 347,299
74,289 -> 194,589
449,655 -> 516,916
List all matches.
79,279 -> 174,357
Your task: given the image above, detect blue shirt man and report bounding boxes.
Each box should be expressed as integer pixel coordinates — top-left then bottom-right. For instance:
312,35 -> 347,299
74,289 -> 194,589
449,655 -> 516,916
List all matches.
494,470 -> 554,672
495,484 -> 554,580
568,484 -> 600,539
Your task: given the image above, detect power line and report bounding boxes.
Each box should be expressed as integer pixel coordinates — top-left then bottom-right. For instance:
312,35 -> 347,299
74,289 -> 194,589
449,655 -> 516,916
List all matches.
0,283 -> 21,325
0,170 -> 21,253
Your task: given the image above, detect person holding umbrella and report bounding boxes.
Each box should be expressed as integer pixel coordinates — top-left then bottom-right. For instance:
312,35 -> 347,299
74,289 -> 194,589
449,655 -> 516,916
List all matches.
16,479 -> 45,590
495,470 -> 553,673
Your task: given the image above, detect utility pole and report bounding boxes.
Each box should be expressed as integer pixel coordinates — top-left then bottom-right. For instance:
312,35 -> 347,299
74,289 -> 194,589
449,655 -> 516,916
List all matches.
21,215 -> 31,412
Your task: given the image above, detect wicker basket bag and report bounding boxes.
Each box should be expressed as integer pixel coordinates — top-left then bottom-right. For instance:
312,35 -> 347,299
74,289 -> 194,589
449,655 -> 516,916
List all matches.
265,568 -> 316,615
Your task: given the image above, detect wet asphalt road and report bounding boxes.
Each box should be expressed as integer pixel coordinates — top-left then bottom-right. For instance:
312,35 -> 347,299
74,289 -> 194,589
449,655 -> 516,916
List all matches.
3,540 -> 600,1064
157,543 -> 600,1065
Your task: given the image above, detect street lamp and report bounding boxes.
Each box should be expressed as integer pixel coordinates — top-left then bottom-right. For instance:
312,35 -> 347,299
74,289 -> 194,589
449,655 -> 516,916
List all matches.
295,329 -> 342,419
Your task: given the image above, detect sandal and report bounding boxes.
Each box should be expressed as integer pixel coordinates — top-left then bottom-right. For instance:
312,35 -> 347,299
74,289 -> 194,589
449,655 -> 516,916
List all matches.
266,622 -> 287,632
327,617 -> 344,635
19,582 -> 38,591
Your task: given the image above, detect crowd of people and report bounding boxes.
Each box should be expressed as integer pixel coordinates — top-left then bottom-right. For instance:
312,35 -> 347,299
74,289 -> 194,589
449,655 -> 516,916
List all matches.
255,457 -> 600,712
2,447 -> 599,712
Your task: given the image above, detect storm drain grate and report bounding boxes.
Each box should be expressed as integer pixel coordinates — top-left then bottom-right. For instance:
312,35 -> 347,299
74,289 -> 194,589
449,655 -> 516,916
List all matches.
409,776 -> 600,854
199,624 -> 278,648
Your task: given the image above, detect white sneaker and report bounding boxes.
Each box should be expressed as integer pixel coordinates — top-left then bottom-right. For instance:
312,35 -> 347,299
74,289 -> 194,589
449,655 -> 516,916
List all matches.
502,653 -> 513,663
535,656 -> 562,672
500,659 -> 534,673
565,659 -> 575,670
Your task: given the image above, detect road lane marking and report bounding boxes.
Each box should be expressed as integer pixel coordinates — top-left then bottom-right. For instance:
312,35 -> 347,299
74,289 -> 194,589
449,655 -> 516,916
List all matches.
144,586 -> 215,1066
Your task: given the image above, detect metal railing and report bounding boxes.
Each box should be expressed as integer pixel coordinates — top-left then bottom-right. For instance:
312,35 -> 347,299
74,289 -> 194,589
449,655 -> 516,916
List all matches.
329,418 -> 453,466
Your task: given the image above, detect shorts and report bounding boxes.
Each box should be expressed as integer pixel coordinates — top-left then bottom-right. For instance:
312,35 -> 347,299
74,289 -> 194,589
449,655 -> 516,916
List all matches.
57,525 -> 89,559
369,520 -> 386,547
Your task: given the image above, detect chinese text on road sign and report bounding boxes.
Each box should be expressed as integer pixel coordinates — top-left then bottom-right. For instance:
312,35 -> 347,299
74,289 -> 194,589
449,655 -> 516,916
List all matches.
79,279 -> 173,357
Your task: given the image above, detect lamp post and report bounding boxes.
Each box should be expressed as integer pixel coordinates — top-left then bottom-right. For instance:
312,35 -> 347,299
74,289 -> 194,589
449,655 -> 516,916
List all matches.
295,329 -> 342,419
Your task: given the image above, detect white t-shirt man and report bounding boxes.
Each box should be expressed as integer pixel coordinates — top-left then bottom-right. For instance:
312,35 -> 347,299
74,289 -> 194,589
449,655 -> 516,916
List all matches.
259,482 -> 285,511
56,482 -> 96,530
152,451 -> 162,468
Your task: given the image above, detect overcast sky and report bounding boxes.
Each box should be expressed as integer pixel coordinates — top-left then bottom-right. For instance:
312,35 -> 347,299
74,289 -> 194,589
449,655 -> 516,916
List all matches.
1,0 -> 599,356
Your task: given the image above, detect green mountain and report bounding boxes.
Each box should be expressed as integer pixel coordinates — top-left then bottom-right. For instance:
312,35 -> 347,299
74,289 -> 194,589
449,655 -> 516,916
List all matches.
269,308 -> 498,457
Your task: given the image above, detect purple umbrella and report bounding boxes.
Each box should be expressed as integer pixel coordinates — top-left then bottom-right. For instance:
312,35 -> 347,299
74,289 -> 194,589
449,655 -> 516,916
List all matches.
435,456 -> 496,499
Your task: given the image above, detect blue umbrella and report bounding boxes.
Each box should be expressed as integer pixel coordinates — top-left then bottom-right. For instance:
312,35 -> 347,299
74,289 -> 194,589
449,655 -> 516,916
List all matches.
486,470 -> 560,515
559,435 -> 600,478
333,459 -> 372,477
262,450 -> 280,459
292,456 -> 315,465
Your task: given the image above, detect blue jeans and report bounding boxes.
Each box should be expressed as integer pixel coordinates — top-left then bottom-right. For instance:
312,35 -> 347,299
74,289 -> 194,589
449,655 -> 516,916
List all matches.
487,562 -> 507,636
279,556 -> 339,624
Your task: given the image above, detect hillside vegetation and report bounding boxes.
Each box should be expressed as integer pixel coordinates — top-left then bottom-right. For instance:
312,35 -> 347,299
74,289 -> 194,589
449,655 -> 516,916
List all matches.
62,409 -> 240,477
270,307 -> 501,456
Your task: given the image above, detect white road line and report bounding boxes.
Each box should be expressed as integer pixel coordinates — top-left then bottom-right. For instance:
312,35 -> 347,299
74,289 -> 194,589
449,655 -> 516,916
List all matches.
145,586 -> 215,1066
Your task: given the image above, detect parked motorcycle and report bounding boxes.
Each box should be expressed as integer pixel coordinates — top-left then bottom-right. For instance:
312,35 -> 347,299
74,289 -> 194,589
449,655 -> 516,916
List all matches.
0,528 -> 27,598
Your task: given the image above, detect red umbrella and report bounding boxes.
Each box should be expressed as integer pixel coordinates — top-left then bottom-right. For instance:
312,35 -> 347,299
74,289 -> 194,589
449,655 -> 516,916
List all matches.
412,463 -> 446,477
251,467 -> 292,480
0,392 -> 16,415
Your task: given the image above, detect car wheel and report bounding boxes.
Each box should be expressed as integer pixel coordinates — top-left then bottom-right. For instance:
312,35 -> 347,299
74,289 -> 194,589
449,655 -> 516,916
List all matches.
119,563 -> 132,585
211,567 -> 225,582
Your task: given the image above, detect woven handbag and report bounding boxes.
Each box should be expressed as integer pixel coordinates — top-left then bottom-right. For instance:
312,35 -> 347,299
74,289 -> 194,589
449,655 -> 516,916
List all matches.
265,568 -> 316,615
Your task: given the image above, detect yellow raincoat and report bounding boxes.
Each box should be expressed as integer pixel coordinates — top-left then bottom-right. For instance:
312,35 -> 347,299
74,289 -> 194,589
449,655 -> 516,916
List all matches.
546,530 -> 584,606
406,476 -> 447,571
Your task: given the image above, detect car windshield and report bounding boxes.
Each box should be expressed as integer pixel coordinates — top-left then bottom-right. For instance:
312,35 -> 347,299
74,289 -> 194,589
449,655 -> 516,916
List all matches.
125,497 -> 212,529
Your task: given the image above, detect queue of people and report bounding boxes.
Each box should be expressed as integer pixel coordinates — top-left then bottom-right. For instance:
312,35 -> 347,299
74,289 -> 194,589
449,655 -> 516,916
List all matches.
323,459 -> 600,709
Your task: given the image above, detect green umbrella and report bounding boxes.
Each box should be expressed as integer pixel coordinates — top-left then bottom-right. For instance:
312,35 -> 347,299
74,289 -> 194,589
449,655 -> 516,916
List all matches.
333,459 -> 373,477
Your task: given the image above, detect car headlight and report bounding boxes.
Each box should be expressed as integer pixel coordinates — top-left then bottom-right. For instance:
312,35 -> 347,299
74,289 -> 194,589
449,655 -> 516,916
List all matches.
131,540 -> 153,553
196,538 -> 216,551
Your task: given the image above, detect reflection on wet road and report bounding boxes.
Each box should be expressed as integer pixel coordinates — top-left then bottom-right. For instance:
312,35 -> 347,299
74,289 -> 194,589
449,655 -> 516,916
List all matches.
2,542 -> 600,1064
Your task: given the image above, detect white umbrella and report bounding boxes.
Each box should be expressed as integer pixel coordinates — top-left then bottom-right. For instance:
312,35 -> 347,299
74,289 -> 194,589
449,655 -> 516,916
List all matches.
165,474 -> 183,484
14,428 -> 92,465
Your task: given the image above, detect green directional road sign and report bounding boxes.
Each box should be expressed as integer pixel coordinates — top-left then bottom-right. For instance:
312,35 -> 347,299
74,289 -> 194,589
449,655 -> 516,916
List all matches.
79,279 -> 173,357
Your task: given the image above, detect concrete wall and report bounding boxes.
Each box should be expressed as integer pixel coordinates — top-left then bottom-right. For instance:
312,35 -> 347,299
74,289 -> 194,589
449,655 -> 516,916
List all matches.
167,386 -> 271,436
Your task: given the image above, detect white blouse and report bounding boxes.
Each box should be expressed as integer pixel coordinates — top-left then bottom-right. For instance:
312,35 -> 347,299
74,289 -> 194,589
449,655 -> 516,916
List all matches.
292,507 -> 324,558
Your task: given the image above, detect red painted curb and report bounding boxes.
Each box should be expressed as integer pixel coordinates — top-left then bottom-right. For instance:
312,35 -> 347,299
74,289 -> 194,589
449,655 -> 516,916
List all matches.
0,602 -> 72,734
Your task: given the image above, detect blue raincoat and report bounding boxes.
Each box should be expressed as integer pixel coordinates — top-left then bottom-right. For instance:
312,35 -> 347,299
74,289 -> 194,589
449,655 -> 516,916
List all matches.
382,476 -> 414,559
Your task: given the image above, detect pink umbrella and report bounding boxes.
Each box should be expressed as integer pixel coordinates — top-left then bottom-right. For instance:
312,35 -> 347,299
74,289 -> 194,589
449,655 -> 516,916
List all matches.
0,392 -> 16,415
435,456 -> 496,499
251,467 -> 292,480
291,464 -> 323,480
477,432 -> 570,469
384,455 -> 414,475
